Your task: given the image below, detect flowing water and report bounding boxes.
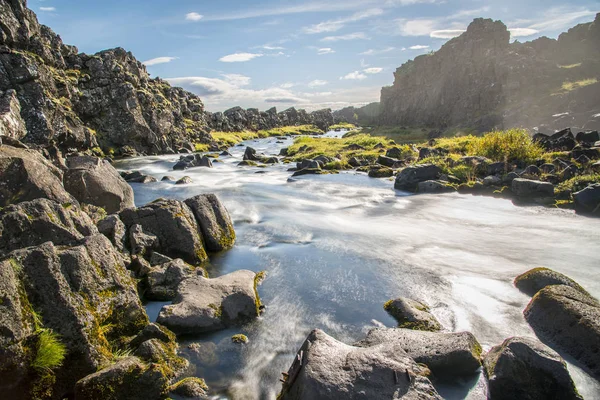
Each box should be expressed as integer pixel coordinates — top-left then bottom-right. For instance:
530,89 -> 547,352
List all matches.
116,130 -> 600,400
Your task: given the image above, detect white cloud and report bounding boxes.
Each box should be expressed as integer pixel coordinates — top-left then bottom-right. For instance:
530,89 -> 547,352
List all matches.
40,7 -> 56,11
430,29 -> 465,39
219,52 -> 263,62
262,45 -> 285,50
360,59 -> 369,68
364,67 -> 383,74
527,8 -> 597,32
359,47 -> 395,55
280,82 -> 296,88
221,74 -> 251,86
308,80 -> 328,87
185,12 -> 203,21
321,32 -> 368,42
142,56 -> 177,66
340,71 -> 367,80
317,48 -> 335,55
409,45 -> 430,50
302,8 -> 383,34
509,28 -> 539,37
398,19 -> 437,36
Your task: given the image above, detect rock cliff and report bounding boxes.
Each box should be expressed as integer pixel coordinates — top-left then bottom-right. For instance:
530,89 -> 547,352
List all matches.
377,15 -> 600,132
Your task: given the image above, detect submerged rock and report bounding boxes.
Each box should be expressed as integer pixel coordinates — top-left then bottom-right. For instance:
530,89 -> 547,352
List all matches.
184,193 -> 236,252
483,337 -> 582,400
64,156 -> 135,213
0,199 -> 97,255
514,267 -> 590,297
394,164 -> 442,192
175,176 -> 193,185
157,270 -> 261,334
383,297 -> 442,331
524,285 -> 600,379
120,199 -> 207,264
279,329 -> 441,400
0,144 -> 75,206
356,328 -> 482,377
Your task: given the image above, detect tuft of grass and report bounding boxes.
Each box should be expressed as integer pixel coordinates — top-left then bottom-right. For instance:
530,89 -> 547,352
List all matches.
32,330 -> 67,372
465,129 -> 543,163
329,122 -> 356,130
556,174 -> 600,193
286,134 -> 394,163
258,125 -> 323,137
194,143 -> 210,152
561,78 -> 597,92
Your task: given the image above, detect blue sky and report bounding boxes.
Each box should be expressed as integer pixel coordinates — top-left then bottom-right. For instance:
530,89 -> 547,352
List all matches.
33,0 -> 598,112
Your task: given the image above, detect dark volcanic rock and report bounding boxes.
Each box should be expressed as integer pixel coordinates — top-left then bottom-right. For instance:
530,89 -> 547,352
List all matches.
64,155 -> 135,213
394,164 -> 442,192
279,329 -> 441,400
514,267 -> 590,297
524,285 -> 600,379
511,178 -> 554,198
573,183 -> 600,215
184,194 -> 236,252
120,199 -> 207,264
483,337 -> 582,400
145,258 -> 200,301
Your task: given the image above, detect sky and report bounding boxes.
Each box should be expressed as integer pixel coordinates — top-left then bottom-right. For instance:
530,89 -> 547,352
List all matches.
33,0 -> 598,112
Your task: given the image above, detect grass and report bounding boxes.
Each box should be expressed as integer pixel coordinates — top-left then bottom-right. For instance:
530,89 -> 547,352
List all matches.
231,334 -> 249,344
286,134 -> 396,163
210,125 -> 323,147
464,129 -> 543,163
329,122 -> 356,130
556,174 -> 600,193
32,329 -> 67,372
561,78 -> 598,92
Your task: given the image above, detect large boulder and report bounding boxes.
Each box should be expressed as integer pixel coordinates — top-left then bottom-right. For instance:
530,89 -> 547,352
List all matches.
483,337 -> 582,400
243,147 -> 260,161
0,89 -> 27,140
356,328 -> 482,377
573,183 -> 600,215
64,156 -> 135,214
524,285 -> 600,379
417,180 -> 456,194
74,356 -> 169,400
120,199 -> 207,264
0,199 -> 97,255
383,297 -> 441,331
394,164 -> 442,192
514,267 -> 590,297
0,235 -> 148,397
279,329 -> 441,400
157,270 -> 261,334
145,259 -> 202,301
97,214 -> 127,252
511,178 -> 554,198
184,194 -> 236,252
0,144 -> 75,206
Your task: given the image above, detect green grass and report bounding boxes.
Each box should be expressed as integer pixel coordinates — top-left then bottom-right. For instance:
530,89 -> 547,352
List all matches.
464,129 -> 543,163
32,330 -> 67,372
286,134 -> 396,162
556,174 -> 600,193
362,126 -> 431,143
231,334 -> 249,343
329,122 -> 356,130
210,125 -> 323,147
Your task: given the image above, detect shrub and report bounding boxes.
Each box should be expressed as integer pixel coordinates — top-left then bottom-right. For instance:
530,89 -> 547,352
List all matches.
32,329 -> 67,371
466,129 -> 543,163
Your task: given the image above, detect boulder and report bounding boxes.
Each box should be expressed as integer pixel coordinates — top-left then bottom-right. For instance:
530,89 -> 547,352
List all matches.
511,178 -> 554,198
176,176 -> 193,185
292,168 -> 323,177
386,147 -> 406,159
64,156 -> 135,214
195,154 -> 213,168
0,199 -> 97,255
157,270 -> 261,334
377,155 -> 400,168
383,298 -> 442,331
237,160 -> 258,167
161,176 -> 176,182
524,285 -> 600,379
368,166 -> 394,178
514,267 -> 590,297
279,329 -> 441,400
0,90 -> 27,140
145,259 -> 201,301
296,159 -> 321,170
0,145 -> 75,207
487,161 -> 506,175
394,164 -> 442,192
575,130 -> 600,144
573,183 -> 600,215
129,224 -> 159,256
75,357 -> 169,400
417,180 -> 456,194
419,147 -> 448,160
169,377 -> 209,399
243,147 -> 260,161
120,199 -> 207,264
356,328 -> 482,377
483,175 -> 502,186
97,214 -> 127,252
483,337 -> 582,400
184,194 -> 236,252
173,160 -> 190,170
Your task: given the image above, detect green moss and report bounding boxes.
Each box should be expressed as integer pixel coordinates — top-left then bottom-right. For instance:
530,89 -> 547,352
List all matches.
329,122 -> 356,130
32,329 -> 67,371
231,334 -> 249,344
194,143 -> 209,152
207,303 -> 223,319
169,377 -> 208,393
254,271 -> 266,316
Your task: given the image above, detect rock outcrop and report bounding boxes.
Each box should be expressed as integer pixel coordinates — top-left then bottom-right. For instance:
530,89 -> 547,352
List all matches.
378,15 -> 600,132
184,193 -> 236,252
394,164 -> 442,192
279,329 -> 441,400
157,270 -> 262,334
524,285 -> 600,379
483,337 -> 582,400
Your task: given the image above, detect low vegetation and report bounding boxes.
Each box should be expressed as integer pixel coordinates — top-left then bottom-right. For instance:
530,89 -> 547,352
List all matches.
329,122 -> 356,130
209,125 -> 323,147
286,134 -> 400,163
32,329 -> 67,372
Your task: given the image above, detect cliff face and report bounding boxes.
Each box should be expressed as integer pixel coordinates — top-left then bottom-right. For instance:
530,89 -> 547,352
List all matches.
379,15 -> 600,132
207,106 -> 334,132
0,0 -> 211,156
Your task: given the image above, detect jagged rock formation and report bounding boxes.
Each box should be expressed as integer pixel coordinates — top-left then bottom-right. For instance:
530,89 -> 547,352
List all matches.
377,15 -> 600,132
206,105 -> 334,132
0,0 -> 211,156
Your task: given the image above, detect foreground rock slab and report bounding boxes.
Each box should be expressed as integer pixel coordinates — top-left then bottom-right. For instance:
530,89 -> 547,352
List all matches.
279,329 -> 441,400
524,285 -> 600,379
157,270 -> 261,334
484,336 -> 582,400
356,328 -> 482,377
394,164 -> 442,192
514,267 -> 590,297
383,297 -> 441,331
185,193 -> 236,252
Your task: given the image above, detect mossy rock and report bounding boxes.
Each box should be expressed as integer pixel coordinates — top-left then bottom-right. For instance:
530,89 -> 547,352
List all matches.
514,267 -> 590,297
384,298 -> 441,332
169,377 -> 209,398
231,334 -> 249,344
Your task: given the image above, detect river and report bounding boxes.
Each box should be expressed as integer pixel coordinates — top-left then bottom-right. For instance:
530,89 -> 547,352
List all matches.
115,130 -> 600,400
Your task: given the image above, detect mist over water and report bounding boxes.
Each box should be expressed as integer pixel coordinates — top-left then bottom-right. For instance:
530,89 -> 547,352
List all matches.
116,131 -> 600,400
